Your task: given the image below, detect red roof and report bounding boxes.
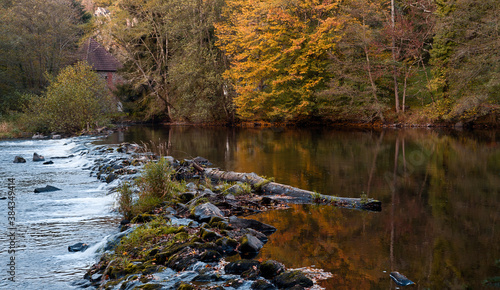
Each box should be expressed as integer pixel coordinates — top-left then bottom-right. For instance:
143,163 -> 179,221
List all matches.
81,38 -> 122,72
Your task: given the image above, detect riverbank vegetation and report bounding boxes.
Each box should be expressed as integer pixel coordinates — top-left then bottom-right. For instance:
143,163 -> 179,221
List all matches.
0,0 -> 499,136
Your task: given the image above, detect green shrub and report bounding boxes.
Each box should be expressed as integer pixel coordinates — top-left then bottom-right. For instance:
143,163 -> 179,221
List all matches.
116,158 -> 186,219
24,61 -> 116,134
136,157 -> 184,200
117,182 -> 135,220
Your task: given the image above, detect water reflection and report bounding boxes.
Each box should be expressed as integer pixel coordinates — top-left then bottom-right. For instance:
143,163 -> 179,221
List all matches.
98,126 -> 500,288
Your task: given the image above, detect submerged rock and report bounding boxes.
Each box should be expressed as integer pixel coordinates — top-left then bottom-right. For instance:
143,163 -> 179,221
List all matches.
68,242 -> 89,252
34,185 -> 62,193
33,152 -> 45,161
390,271 -> 415,286
228,216 -> 277,235
13,156 -> 26,163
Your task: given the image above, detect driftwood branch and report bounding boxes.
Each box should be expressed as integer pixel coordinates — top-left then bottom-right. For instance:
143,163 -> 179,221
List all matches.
197,166 -> 381,212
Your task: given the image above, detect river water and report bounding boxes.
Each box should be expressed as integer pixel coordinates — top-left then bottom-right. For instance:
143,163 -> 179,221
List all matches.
0,126 -> 498,289
0,137 -> 120,289
98,125 -> 499,289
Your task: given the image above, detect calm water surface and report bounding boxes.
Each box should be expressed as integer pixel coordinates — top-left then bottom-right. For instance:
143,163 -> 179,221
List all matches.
98,126 -> 499,289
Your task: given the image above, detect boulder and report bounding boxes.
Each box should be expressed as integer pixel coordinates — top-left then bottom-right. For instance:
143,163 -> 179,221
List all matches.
200,249 -> 222,263
260,260 -> 285,279
192,202 -> 224,222
239,234 -> 263,257
215,237 -> 238,256
33,152 -> 45,162
34,185 -> 62,193
273,270 -> 313,288
68,242 -> 89,252
229,216 -> 277,235
13,156 -> 26,163
201,229 -> 222,242
224,259 -> 260,275
226,184 -> 245,195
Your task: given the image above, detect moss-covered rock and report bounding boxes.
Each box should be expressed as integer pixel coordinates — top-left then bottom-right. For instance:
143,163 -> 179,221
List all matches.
224,259 -> 260,275
200,249 -> 221,262
273,270 -> 313,288
201,229 -> 222,242
176,282 -> 195,290
215,237 -> 238,256
260,260 -> 285,279
131,214 -> 155,223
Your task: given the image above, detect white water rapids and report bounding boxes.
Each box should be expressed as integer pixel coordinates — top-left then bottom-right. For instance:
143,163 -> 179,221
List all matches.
0,137 -> 121,289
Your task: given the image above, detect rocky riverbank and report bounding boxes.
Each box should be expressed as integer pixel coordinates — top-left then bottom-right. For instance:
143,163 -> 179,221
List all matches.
77,143 -> 334,289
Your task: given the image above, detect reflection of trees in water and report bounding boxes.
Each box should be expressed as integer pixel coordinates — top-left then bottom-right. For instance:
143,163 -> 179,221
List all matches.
100,126 -> 499,288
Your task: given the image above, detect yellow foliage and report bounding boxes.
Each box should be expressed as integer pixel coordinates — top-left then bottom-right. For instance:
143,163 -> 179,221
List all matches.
216,0 -> 345,121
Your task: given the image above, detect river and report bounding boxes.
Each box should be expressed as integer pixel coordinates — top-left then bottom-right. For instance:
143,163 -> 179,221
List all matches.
0,126 -> 498,289
98,125 -> 499,289
0,137 -> 121,289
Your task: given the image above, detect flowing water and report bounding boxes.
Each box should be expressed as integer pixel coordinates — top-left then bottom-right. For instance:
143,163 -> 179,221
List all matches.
0,137 -> 120,289
0,127 -> 498,289
97,125 -> 499,289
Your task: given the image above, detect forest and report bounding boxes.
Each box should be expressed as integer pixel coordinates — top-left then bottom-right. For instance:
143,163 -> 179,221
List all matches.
0,0 -> 499,134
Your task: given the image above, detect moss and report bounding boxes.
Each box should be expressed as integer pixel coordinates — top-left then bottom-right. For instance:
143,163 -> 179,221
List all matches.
176,282 -> 195,290
174,232 -> 189,241
253,179 -> 272,192
208,216 -> 225,225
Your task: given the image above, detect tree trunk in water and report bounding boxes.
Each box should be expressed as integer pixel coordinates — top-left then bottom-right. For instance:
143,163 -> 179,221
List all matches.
196,166 -> 382,211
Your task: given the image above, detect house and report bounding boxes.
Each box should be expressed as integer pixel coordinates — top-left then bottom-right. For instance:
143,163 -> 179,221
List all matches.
80,38 -> 122,91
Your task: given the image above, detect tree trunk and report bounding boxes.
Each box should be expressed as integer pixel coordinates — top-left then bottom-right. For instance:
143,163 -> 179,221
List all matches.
195,165 -> 382,211
391,0 -> 400,113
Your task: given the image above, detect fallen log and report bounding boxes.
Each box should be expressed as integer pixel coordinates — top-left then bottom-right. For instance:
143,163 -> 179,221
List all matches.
192,163 -> 381,212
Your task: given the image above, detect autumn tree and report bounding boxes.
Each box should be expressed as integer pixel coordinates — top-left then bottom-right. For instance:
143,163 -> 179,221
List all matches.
216,0 -> 345,122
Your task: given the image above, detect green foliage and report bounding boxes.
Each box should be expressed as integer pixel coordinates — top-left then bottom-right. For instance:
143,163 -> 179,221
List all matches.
115,158 -> 186,218
117,182 -> 135,220
24,62 -> 116,133
136,157 -> 184,200
430,0 -> 500,121
99,0 -> 232,123
0,0 -> 84,96
116,217 -> 180,259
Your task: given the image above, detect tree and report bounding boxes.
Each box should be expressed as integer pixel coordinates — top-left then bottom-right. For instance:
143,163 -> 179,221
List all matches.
25,62 -> 116,133
0,0 -> 86,95
216,0 -> 345,122
98,0 -> 232,122
319,0 -> 389,122
430,0 -> 500,121
390,0 -> 435,112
